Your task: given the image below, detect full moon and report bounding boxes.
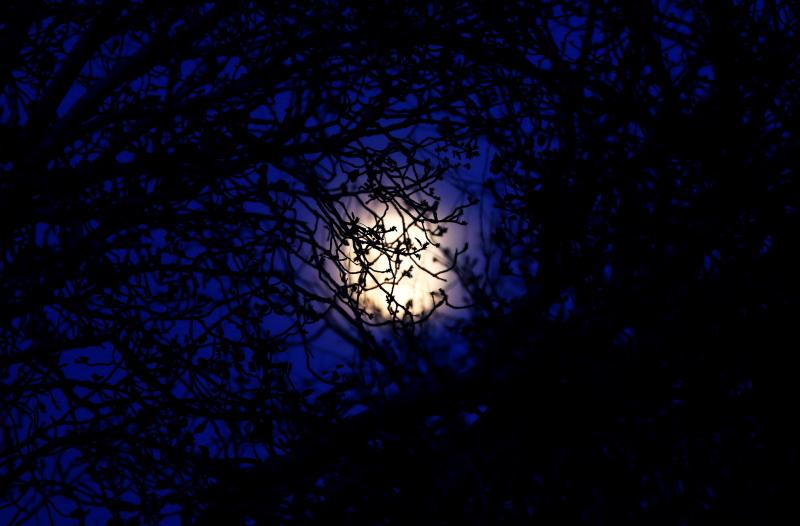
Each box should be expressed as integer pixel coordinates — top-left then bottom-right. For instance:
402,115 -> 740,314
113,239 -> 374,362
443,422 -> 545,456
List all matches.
344,205 -> 453,321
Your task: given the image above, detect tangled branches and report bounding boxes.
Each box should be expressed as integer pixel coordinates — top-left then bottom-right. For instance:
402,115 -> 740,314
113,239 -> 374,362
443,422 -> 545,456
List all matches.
0,2 -> 476,523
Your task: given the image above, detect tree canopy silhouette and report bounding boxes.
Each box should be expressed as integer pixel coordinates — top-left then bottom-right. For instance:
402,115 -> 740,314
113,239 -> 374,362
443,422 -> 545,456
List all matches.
3,1 -> 800,525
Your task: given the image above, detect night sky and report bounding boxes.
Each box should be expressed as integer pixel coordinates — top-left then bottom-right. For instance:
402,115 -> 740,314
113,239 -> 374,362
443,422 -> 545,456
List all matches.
2,2 -> 800,525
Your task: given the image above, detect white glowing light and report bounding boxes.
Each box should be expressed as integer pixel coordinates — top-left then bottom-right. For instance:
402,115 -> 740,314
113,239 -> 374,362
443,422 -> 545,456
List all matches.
345,206 -> 450,320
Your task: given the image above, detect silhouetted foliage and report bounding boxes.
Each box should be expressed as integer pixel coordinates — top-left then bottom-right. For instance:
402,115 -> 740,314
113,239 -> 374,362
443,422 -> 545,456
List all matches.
3,1 -> 800,525
1,2 -> 473,523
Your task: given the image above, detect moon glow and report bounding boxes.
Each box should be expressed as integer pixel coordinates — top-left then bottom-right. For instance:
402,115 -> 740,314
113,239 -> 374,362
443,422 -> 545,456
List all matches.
344,205 -> 453,321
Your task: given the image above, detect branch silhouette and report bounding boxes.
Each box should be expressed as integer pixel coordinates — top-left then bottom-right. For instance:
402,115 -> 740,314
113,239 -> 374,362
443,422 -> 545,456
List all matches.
2,1 -> 800,524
